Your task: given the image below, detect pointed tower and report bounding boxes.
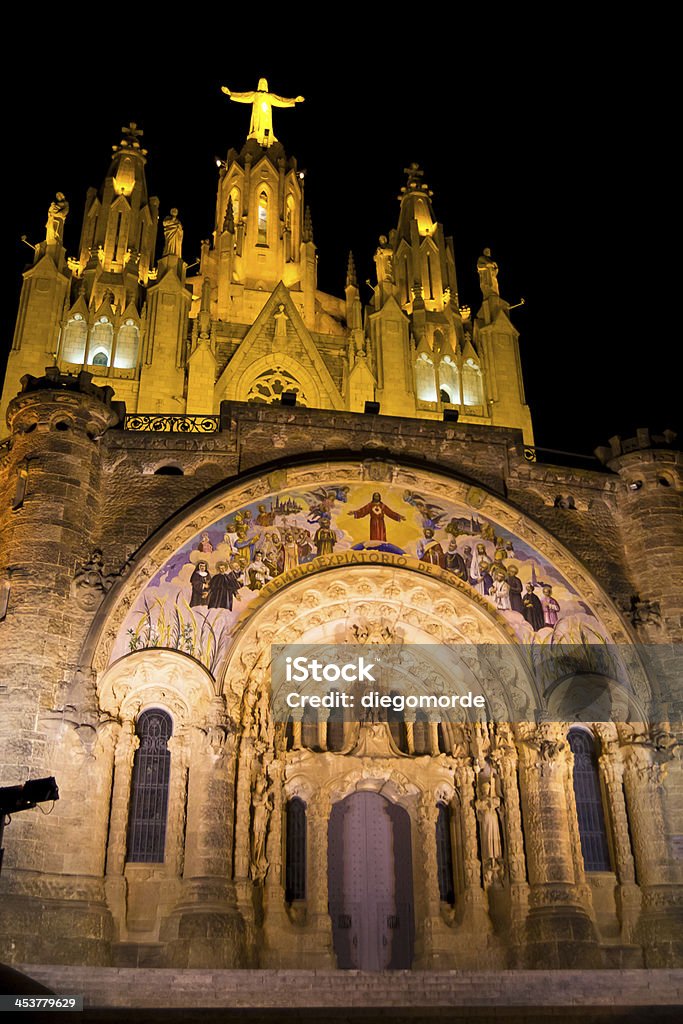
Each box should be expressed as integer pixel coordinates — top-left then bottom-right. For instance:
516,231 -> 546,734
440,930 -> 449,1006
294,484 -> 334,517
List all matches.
204,78 -> 312,329
367,164 -> 469,419
364,164 -> 534,441
77,122 -> 159,312
473,248 -> 534,442
0,192 -> 71,432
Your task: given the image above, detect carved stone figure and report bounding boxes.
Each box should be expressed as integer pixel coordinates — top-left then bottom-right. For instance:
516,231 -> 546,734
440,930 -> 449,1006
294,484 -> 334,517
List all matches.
46,192 -> 69,246
476,780 -> 504,886
162,208 -> 183,258
221,78 -> 304,147
477,247 -> 499,297
250,775 -> 274,881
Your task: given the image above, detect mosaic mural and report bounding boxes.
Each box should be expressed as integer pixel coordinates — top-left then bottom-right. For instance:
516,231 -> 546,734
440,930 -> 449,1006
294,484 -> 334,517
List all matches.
112,480 -> 610,671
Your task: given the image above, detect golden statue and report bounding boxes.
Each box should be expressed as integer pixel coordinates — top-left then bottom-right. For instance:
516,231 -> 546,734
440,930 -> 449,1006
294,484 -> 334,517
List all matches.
221,77 -> 304,146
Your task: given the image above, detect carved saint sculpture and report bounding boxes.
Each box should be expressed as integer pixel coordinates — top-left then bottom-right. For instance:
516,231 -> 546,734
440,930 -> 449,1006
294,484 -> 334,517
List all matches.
46,192 -> 69,246
476,247 -> 499,297
251,775 -> 274,881
221,78 -> 304,147
162,208 -> 183,258
476,780 -> 504,886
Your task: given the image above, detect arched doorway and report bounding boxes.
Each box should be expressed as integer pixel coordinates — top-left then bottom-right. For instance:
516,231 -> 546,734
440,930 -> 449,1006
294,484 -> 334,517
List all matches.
328,791 -> 414,970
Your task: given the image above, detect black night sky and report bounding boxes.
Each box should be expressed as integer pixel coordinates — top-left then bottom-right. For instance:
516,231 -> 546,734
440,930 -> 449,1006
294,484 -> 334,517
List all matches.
2,34 -> 676,459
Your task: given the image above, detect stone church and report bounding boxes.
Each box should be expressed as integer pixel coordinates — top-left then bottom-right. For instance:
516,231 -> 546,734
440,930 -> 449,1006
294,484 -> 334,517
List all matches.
0,79 -> 681,1005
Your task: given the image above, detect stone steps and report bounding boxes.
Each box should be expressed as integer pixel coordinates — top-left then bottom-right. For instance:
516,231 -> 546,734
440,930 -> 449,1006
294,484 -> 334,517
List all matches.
16,966 -> 683,1011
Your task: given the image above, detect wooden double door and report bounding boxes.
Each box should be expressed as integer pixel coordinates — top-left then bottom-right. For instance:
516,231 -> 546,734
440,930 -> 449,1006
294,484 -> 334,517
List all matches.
328,791 -> 414,970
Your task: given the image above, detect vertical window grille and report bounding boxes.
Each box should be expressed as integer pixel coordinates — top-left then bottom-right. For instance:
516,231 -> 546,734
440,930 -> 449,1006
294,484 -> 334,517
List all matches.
436,802 -> 455,904
285,797 -> 306,901
568,728 -> 612,872
127,709 -> 173,863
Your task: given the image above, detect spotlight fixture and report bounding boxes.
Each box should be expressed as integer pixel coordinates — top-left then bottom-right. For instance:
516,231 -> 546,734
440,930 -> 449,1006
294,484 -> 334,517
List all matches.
0,777 -> 59,874
364,401 -> 380,415
443,409 -> 459,423
281,391 -> 297,407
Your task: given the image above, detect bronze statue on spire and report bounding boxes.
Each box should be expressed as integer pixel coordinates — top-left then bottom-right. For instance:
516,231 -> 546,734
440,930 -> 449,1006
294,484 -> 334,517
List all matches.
221,78 -> 304,146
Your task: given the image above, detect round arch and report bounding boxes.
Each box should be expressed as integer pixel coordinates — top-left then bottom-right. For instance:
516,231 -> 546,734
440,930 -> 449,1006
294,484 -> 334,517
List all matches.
79,458 -> 644,702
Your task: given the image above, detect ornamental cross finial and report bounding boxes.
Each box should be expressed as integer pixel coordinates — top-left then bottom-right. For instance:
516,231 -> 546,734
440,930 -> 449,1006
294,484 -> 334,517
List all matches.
122,122 -> 144,142
220,78 -> 304,147
404,163 -> 424,188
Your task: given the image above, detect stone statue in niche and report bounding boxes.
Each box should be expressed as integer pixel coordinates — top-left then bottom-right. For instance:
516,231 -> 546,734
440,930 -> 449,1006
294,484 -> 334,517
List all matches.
476,778 -> 504,886
250,774 -> 274,882
46,192 -> 69,246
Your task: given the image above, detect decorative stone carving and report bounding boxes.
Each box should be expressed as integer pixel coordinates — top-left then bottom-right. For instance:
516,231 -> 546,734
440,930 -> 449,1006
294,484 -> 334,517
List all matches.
71,550 -> 119,611
46,191 -> 69,246
250,774 -> 274,882
475,779 -> 504,886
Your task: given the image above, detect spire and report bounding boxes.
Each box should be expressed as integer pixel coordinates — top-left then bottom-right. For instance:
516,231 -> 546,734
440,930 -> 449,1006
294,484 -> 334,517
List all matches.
76,120 -> 159,305
396,162 -> 435,240
198,276 -> 211,339
303,205 -> 314,244
220,78 -> 304,147
223,195 -> 235,234
346,251 -> 357,288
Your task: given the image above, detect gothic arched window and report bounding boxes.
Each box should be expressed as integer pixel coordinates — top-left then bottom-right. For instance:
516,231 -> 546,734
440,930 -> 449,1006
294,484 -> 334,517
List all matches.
568,728 -> 612,872
88,319 -> 113,365
114,320 -> 139,369
439,357 -> 459,405
60,316 -> 87,364
230,186 -> 241,221
257,190 -> 268,245
462,358 -> 483,406
436,802 -> 455,904
127,709 -> 173,863
285,797 -> 307,901
416,353 -> 437,402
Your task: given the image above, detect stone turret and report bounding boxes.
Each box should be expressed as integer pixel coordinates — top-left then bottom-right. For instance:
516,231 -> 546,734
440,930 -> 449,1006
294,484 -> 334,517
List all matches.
0,369 -> 122,963
595,429 -> 682,641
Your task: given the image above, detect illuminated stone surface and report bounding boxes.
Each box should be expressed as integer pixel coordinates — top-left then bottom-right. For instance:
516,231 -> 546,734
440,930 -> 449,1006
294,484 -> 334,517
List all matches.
0,82 -> 681,1014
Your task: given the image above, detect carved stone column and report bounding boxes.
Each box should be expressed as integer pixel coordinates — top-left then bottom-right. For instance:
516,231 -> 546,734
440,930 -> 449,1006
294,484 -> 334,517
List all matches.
412,792 -> 457,969
599,749 -> 640,942
104,720 -> 138,933
491,730 -> 529,954
260,758 -> 293,965
305,788 -> 335,966
452,760 -> 493,957
516,724 -> 601,968
621,741 -> 683,965
163,705 -> 246,968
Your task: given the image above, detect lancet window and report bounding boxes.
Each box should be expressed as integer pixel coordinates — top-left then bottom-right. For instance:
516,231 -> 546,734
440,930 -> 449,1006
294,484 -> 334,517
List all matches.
285,797 -> 307,901
126,709 -> 173,863
568,728 -> 612,872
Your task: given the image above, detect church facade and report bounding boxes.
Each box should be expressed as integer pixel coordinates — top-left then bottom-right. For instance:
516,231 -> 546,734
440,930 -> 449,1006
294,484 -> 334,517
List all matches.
0,81 -> 681,980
